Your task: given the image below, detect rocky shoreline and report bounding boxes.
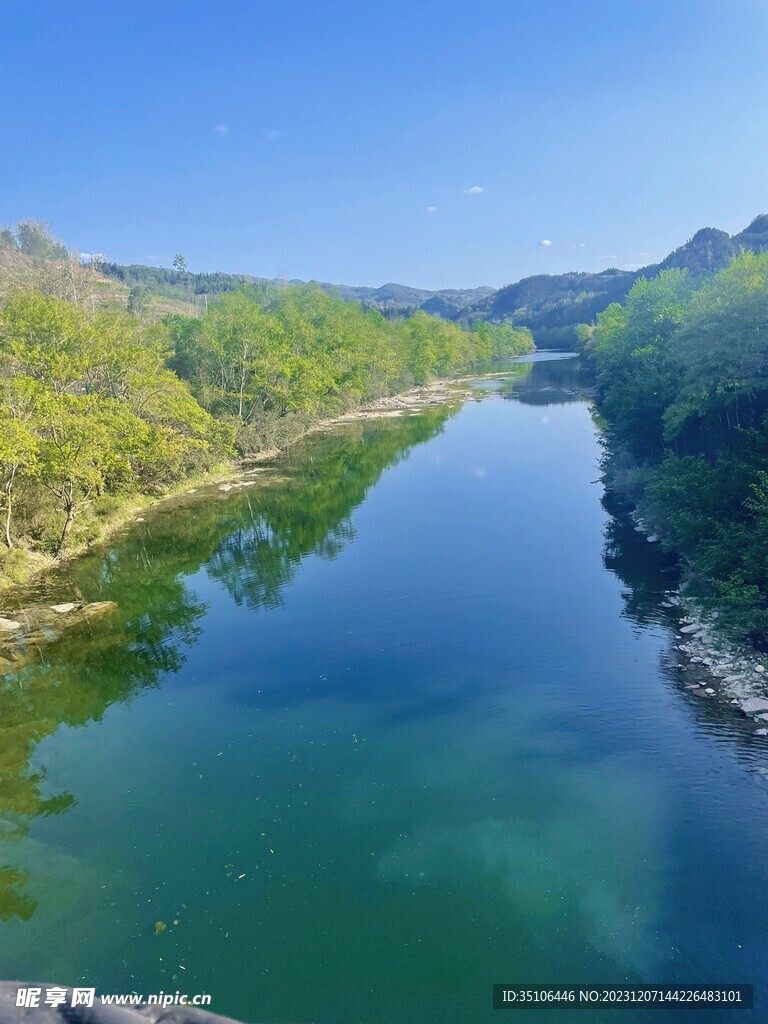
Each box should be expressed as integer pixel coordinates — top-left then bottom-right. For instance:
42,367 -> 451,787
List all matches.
632,513 -> 768,737
669,599 -> 768,735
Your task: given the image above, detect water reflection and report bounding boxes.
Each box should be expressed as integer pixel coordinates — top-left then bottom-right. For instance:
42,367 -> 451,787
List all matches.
0,407 -> 455,921
206,408 -> 454,611
472,351 -> 594,404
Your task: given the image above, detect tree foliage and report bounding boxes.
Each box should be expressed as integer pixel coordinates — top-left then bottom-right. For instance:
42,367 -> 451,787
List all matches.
0,278 -> 523,558
589,250 -> 768,645
0,291 -> 230,553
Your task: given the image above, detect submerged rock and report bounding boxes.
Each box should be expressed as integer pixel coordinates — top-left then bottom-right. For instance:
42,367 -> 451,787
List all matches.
0,601 -> 117,656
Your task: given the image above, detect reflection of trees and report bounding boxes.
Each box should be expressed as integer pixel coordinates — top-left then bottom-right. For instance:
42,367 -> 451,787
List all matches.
500,355 -> 593,405
0,405 -> 455,920
206,408 -> 455,610
0,574 -> 207,920
600,487 -> 680,627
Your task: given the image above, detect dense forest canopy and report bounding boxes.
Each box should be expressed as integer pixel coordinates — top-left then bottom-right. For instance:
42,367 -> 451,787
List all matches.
0,224 -> 533,572
587,249 -> 768,645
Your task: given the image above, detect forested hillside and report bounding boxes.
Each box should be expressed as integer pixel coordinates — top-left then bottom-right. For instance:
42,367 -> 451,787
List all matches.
9,214 -> 767,351
586,249 -> 768,646
94,215 -> 768,350
0,221 -> 533,586
469,216 -> 768,347
100,261 -> 493,321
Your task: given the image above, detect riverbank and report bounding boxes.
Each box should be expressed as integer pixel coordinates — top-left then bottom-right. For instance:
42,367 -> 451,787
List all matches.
627,505 -> 768,736
0,375 -> 474,600
669,597 -> 768,730
598,424 -> 768,733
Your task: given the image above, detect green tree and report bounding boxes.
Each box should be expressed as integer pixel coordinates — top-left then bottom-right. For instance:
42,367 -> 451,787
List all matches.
0,379 -> 39,547
36,394 -> 127,554
590,269 -> 691,454
14,219 -> 67,260
664,251 -> 768,447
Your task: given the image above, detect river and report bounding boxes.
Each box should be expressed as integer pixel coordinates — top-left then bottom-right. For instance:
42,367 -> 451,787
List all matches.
1,354 -> 767,1022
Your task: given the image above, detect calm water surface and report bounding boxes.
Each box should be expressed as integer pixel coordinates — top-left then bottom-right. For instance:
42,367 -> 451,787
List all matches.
2,354 -> 768,1022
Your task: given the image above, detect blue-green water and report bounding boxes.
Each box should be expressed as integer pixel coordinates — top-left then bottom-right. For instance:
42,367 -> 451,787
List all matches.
2,354 -> 767,1022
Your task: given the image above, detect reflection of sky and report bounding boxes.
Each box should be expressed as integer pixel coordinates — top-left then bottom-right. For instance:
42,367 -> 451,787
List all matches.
373,730 -> 665,975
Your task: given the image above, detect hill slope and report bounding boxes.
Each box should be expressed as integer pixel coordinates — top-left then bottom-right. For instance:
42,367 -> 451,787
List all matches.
468,216 -> 768,346
4,215 -> 767,345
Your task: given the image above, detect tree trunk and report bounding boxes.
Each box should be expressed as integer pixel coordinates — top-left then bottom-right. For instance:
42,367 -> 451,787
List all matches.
3,467 -> 15,548
56,483 -> 76,556
56,507 -> 75,556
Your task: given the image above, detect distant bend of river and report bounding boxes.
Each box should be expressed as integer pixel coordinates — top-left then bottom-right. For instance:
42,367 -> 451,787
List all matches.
1,353 -> 767,1023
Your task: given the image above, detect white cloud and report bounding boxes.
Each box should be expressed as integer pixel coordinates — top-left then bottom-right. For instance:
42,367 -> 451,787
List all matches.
213,124 -> 229,136
426,205 -> 437,213
266,130 -> 280,143
462,185 -> 484,194
539,239 -> 553,247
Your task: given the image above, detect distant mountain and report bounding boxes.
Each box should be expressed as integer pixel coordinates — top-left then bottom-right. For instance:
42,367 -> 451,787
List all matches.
92,214 -> 768,347
467,216 -> 768,347
308,279 -> 494,314
98,262 -> 494,320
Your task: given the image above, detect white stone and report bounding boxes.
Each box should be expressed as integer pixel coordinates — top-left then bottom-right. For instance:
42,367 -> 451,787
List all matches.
755,665 -> 766,674
740,698 -> 768,716
49,603 -> 77,614
0,616 -> 21,632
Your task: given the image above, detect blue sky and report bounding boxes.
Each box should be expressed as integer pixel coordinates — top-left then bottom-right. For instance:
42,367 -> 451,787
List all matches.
1,0 -> 767,289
